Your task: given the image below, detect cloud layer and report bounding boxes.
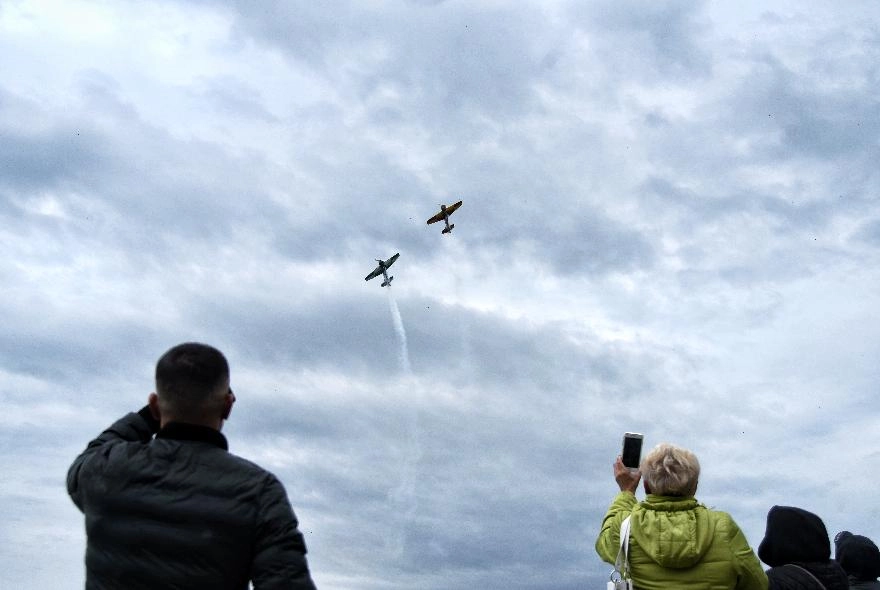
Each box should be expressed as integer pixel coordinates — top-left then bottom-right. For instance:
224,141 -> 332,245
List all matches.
2,1 -> 879,588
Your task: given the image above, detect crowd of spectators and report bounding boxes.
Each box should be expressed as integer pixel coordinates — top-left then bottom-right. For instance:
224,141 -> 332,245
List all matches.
596,442 -> 879,590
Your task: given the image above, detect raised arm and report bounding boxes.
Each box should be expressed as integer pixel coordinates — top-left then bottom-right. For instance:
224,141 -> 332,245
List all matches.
66,406 -> 159,510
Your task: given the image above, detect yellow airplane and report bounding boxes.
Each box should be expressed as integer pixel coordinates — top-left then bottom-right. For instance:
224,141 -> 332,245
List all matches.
426,200 -> 463,234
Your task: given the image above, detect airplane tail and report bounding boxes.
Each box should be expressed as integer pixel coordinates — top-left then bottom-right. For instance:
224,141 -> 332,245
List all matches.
442,224 -> 454,234
382,276 -> 394,287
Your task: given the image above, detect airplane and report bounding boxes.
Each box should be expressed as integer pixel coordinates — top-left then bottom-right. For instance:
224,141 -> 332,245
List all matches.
364,253 -> 400,287
426,200 -> 463,234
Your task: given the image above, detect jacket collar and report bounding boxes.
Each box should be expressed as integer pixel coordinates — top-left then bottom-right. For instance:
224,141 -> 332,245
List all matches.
156,422 -> 228,451
642,494 -> 699,511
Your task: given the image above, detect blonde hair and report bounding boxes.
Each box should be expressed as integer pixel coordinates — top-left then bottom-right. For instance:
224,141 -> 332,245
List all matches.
641,443 -> 700,497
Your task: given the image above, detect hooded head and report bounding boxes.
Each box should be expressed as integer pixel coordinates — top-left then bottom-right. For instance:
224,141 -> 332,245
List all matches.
758,505 -> 831,567
835,531 -> 880,581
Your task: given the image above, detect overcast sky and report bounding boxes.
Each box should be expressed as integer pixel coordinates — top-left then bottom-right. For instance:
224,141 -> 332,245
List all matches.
2,0 -> 880,588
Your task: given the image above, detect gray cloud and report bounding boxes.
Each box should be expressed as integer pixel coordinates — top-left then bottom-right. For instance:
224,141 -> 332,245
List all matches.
191,75 -> 281,124
568,0 -> 713,80
855,218 -> 880,246
722,52 -> 880,162
217,1 -> 551,118
3,1 -> 880,588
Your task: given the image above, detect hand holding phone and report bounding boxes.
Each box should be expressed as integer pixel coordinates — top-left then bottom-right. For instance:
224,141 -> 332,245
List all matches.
614,456 -> 642,494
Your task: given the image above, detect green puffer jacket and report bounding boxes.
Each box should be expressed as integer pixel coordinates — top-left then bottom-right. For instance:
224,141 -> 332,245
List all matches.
596,492 -> 768,590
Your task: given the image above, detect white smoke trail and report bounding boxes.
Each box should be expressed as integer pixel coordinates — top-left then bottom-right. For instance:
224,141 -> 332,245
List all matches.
452,258 -> 475,377
385,384 -> 421,560
386,288 -> 411,374
384,287 -> 420,560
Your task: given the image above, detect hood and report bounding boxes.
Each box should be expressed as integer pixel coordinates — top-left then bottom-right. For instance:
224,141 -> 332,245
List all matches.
629,495 -> 713,569
835,531 -> 880,580
758,505 -> 830,567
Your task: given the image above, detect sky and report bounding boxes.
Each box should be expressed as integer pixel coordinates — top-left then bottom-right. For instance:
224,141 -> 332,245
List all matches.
1,0 -> 880,588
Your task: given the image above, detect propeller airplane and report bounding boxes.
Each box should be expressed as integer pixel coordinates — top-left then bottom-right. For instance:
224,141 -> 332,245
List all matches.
426,200 -> 463,234
364,253 -> 400,287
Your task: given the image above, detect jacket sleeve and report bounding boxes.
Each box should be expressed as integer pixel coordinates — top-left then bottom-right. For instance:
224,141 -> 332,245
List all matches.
724,514 -> 769,590
595,491 -> 638,564
250,474 -> 317,590
66,406 -> 159,511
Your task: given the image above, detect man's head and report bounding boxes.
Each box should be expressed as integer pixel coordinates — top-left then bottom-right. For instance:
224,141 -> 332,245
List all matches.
148,342 -> 234,429
640,443 -> 700,497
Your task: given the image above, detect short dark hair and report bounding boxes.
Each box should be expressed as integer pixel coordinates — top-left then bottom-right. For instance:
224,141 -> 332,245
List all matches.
155,343 -> 229,418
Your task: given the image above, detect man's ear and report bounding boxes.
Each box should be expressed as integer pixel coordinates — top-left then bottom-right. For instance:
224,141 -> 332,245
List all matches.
148,393 -> 161,421
221,392 -> 234,420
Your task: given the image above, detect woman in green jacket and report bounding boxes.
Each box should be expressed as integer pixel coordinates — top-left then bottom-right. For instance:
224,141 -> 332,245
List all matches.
596,443 -> 768,590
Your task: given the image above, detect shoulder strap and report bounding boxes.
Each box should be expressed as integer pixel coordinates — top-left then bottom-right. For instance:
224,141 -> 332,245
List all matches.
614,516 -> 632,579
785,564 -> 827,590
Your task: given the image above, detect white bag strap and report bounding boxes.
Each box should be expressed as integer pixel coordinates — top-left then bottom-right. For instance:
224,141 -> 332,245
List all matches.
614,516 -> 632,579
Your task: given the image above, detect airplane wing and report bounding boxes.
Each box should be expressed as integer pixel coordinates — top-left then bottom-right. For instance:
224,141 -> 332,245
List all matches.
364,265 -> 383,281
445,200 -> 463,215
384,253 -> 400,268
426,210 -> 445,224
426,200 -> 463,224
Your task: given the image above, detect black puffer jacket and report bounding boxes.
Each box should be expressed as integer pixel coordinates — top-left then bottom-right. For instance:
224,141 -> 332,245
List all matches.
759,505 -> 848,590
68,409 -> 316,590
765,562 -> 850,590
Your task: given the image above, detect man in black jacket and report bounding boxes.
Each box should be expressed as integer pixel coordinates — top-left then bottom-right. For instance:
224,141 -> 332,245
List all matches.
68,342 -> 317,589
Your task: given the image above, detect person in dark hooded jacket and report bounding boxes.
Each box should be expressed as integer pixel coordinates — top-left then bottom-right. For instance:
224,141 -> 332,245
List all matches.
758,505 -> 848,590
834,531 -> 880,589
68,342 -> 317,590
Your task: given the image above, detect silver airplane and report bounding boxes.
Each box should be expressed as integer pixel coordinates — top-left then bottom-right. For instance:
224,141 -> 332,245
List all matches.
364,253 -> 400,287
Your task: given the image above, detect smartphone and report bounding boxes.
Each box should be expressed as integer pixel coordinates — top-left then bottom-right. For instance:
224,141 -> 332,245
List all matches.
621,433 -> 643,469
